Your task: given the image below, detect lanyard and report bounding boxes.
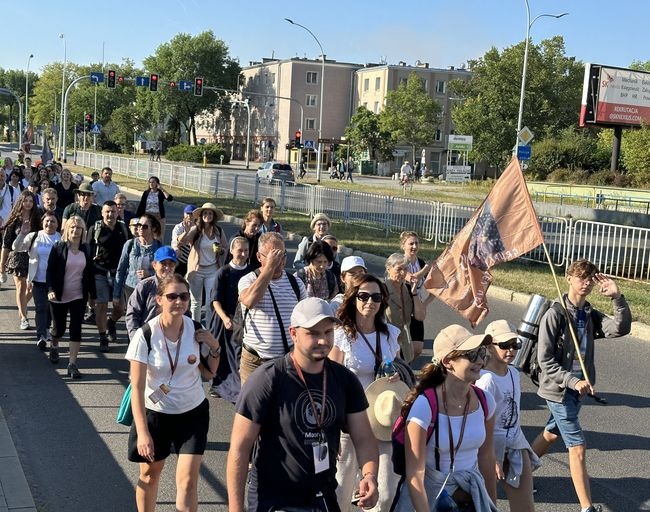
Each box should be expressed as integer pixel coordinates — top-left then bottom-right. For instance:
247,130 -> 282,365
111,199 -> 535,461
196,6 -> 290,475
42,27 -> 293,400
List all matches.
358,330 -> 382,377
160,319 -> 184,383
441,382 -> 471,472
290,352 -> 327,431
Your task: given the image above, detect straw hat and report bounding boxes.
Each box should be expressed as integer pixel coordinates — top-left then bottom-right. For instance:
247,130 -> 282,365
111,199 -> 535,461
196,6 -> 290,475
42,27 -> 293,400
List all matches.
365,377 -> 410,441
192,202 -> 224,221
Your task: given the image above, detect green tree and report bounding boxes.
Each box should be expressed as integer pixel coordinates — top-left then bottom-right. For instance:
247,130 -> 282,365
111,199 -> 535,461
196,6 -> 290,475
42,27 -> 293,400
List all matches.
142,31 -> 240,146
451,36 -> 583,170
0,68 -> 31,142
343,106 -> 393,161
621,125 -> 650,186
379,72 -> 441,162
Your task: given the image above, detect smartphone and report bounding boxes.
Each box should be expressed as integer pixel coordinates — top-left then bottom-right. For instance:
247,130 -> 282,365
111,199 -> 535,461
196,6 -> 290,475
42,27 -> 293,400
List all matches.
350,491 -> 361,506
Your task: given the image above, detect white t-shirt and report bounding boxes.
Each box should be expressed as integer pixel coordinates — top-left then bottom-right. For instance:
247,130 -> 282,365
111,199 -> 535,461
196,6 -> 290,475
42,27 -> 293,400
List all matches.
407,388 -> 495,473
476,367 -> 522,441
125,315 -> 206,414
238,271 -> 306,358
333,324 -> 401,389
33,231 -> 62,282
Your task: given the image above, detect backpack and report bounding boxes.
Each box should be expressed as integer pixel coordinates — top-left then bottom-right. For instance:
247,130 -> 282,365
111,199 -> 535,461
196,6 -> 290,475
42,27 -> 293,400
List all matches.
525,302 -> 604,386
391,385 -> 488,476
230,269 -> 301,347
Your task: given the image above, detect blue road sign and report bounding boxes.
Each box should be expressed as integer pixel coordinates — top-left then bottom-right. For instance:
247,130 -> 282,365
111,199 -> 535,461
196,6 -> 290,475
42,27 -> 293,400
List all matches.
303,140 -> 315,150
90,124 -> 102,135
517,144 -> 532,160
135,76 -> 150,87
90,72 -> 105,84
178,80 -> 193,92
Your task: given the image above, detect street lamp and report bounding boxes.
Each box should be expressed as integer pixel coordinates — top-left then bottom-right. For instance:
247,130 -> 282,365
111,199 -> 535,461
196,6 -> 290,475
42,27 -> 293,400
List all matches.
25,54 -> 33,123
285,18 -> 325,182
58,34 -> 67,160
515,0 -> 568,151
0,88 -> 23,151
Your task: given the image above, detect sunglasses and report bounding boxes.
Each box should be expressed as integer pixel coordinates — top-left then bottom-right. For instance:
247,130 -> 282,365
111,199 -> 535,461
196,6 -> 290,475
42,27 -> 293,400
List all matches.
459,345 -> 488,363
137,224 -> 150,229
356,292 -> 383,303
493,339 -> 522,350
164,292 -> 191,302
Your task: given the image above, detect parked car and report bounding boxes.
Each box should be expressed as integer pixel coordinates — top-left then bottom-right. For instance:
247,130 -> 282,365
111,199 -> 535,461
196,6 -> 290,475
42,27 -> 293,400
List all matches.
256,162 -> 295,184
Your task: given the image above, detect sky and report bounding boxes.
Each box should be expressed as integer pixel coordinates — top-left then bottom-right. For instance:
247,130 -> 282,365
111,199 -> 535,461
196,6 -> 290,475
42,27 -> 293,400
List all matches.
2,0 -> 647,75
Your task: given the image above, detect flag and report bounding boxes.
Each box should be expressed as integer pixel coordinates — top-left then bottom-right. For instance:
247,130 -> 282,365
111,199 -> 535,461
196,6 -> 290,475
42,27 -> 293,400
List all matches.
41,137 -> 54,165
424,157 -> 544,326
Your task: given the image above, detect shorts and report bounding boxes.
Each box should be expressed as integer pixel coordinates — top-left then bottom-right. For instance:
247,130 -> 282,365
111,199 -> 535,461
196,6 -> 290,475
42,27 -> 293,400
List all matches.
94,273 -> 113,303
7,251 -> 29,277
128,398 -> 209,462
544,389 -> 585,448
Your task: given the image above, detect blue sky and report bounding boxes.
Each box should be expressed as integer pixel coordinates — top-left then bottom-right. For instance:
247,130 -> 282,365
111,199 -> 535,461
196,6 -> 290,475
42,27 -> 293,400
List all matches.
2,0 -> 647,74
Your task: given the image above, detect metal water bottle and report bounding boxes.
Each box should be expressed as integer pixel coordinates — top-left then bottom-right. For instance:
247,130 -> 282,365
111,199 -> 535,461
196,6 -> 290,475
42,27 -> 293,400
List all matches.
512,294 -> 551,371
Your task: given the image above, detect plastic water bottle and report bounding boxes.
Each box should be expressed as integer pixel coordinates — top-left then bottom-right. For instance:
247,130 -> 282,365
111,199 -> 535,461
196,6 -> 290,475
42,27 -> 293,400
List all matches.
434,489 -> 459,511
379,359 -> 397,379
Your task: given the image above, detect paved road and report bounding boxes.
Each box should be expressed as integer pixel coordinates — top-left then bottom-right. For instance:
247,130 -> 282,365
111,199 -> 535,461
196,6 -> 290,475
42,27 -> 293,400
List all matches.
0,163 -> 648,511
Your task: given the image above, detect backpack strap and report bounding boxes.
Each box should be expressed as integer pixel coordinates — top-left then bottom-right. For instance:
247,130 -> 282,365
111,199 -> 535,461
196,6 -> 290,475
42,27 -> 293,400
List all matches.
286,271 -> 301,300
326,270 -> 336,297
471,384 -> 489,417
141,322 -> 152,353
421,388 -> 442,471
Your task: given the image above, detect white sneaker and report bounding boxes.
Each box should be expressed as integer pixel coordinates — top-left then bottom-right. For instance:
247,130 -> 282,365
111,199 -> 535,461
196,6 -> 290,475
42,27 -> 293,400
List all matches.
20,318 -> 29,330
0,272 -> 7,284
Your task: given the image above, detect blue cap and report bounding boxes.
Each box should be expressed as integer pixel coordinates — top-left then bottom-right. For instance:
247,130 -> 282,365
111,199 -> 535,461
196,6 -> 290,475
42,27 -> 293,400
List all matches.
183,204 -> 197,215
153,246 -> 177,263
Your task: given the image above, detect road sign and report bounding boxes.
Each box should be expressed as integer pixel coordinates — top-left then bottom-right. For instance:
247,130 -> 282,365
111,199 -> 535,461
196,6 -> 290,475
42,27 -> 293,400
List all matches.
518,126 -> 534,145
90,72 -> 105,84
90,124 -> 102,135
135,76 -> 150,87
447,134 -> 473,151
318,138 -> 346,145
303,140 -> 315,150
178,80 -> 193,92
517,145 -> 532,160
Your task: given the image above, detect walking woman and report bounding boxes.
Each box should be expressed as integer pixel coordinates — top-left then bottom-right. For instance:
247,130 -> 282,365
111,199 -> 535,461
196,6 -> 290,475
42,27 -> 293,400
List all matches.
126,273 -> 220,512
12,212 -> 61,348
227,209 -> 262,269
476,320 -> 539,512
54,168 -> 78,209
295,240 -> 337,301
135,176 -> 173,242
392,325 -> 498,512
329,273 -> 404,511
46,216 -> 96,376
384,253 -> 425,364
293,212 -> 331,270
180,202 -> 227,328
1,190 -> 40,330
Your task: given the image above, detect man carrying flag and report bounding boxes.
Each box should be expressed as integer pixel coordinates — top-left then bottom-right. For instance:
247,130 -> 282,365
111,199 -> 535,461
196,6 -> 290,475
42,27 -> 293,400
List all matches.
424,157 -> 544,326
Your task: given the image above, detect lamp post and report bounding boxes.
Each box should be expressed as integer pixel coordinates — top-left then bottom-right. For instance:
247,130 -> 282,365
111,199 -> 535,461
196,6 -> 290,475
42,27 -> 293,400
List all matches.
0,88 -> 23,151
25,54 -> 33,123
285,18 -> 325,182
515,0 -> 568,151
58,34 -> 67,161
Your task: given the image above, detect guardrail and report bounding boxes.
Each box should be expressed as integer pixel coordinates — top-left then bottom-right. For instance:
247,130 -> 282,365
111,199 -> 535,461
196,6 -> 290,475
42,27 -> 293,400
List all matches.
77,152 -> 650,281
532,190 -> 650,214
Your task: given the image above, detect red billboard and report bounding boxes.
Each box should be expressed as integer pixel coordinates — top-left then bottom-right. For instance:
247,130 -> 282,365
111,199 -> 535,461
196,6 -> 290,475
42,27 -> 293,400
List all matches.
580,63 -> 650,128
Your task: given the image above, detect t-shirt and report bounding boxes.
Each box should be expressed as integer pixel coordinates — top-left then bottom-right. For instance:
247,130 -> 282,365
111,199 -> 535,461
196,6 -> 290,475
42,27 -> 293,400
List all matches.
333,324 -> 401,389
476,367 -> 522,441
33,232 -> 62,282
214,263 -> 252,316
125,315 -> 206,414
56,250 -> 86,303
198,232 -> 218,267
236,355 -> 368,507
407,388 -> 495,473
238,271 -> 306,358
145,192 -> 160,215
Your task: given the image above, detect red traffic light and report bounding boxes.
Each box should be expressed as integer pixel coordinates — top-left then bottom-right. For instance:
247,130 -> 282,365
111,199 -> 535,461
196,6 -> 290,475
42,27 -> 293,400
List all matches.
85,114 -> 92,121
117,76 -> 124,84
194,77 -> 204,97
108,70 -> 115,77
149,74 -> 159,91
295,130 -> 302,139
107,69 -> 116,88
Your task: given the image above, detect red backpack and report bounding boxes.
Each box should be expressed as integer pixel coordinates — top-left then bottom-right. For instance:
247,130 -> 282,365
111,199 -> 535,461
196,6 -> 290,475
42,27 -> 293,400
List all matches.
391,385 -> 489,475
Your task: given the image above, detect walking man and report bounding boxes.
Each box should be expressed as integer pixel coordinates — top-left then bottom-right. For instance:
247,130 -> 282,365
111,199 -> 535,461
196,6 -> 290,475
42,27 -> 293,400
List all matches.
92,167 -> 120,205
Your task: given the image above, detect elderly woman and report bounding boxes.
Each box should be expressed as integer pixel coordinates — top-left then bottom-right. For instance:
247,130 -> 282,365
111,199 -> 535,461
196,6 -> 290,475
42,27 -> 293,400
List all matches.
227,209 -> 262,270
293,212 -> 331,270
393,325 -> 498,512
135,176 -> 173,241
295,240 -> 337,301
329,273 -> 404,512
384,253 -> 425,364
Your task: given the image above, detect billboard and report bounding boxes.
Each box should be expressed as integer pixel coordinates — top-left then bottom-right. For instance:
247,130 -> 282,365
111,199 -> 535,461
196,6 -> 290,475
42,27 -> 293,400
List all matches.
580,63 -> 650,128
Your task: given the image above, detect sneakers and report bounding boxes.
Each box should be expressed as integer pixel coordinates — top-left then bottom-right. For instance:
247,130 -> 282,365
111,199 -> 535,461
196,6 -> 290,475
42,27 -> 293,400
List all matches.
36,337 -> 47,351
67,363 -> 82,379
107,318 -> 117,343
0,271 -> 7,284
83,310 -> 96,325
20,318 -> 30,330
585,506 -> 602,512
99,334 -> 110,353
49,347 -> 59,364
209,385 -> 221,399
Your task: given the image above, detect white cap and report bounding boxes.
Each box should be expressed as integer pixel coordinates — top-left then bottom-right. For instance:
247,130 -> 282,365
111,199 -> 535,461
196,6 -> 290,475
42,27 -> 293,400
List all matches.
290,297 -> 341,329
341,255 -> 367,273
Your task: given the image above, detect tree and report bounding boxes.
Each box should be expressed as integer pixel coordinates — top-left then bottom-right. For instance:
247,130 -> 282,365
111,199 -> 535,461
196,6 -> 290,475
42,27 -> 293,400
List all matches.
142,31 -> 240,146
451,36 -> 583,170
379,72 -> 441,162
343,106 -> 393,161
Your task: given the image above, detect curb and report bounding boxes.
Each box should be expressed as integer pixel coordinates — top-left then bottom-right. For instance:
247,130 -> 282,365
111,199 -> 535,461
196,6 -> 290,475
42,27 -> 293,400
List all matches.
0,409 -> 37,511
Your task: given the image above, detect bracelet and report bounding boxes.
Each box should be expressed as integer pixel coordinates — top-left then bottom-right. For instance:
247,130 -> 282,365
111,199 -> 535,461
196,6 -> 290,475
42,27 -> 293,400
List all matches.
209,347 -> 221,357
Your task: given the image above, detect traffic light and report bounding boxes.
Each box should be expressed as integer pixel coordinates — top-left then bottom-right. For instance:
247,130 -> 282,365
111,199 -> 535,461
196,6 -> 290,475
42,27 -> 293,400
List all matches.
295,130 -> 301,148
149,74 -> 158,91
194,77 -> 203,97
84,113 -> 92,131
117,75 -> 124,85
285,143 -> 290,150
107,70 -> 116,88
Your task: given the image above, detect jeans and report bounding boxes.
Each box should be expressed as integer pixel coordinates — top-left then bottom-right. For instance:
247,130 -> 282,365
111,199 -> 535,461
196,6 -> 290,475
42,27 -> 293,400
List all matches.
187,265 -> 217,328
32,281 -> 50,340
545,389 -> 585,448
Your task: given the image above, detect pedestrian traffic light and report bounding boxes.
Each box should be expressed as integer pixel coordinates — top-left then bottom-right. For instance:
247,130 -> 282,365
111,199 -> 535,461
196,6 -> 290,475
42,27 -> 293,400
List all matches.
295,130 -> 301,148
107,70 -> 116,88
194,77 -> 203,97
149,74 -> 159,92
285,143 -> 290,150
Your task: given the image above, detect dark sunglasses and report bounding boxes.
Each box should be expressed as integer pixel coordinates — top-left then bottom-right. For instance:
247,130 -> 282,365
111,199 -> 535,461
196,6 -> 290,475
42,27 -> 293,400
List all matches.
138,224 -> 150,229
493,339 -> 522,351
459,345 -> 488,363
356,292 -> 383,303
164,292 -> 190,302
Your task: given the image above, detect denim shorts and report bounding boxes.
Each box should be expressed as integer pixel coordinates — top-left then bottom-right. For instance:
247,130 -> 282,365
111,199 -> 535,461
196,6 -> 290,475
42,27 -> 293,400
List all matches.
545,389 -> 585,448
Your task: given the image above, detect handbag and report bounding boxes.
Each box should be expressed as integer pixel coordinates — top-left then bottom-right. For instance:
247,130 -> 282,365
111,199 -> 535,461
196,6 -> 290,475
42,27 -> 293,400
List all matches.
116,383 -> 133,426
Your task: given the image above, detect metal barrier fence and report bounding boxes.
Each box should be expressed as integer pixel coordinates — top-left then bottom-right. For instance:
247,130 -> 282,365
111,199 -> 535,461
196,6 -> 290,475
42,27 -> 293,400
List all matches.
77,152 -> 650,281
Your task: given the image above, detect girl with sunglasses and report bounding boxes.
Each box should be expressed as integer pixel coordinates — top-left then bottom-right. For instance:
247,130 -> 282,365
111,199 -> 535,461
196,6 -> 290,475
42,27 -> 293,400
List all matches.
330,273 -> 402,511
476,320 -> 539,512
392,324 -> 498,512
126,273 -> 220,512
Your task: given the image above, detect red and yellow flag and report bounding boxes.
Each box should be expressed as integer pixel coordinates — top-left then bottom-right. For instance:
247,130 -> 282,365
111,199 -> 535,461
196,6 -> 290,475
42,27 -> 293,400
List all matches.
424,157 -> 544,326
